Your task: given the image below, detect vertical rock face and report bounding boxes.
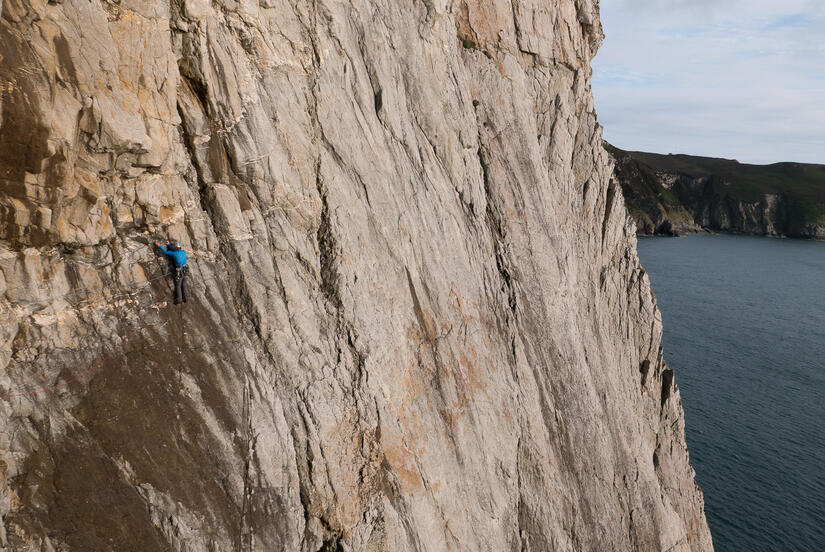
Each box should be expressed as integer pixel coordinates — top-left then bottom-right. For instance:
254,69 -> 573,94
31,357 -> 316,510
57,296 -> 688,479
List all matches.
0,1 -> 712,550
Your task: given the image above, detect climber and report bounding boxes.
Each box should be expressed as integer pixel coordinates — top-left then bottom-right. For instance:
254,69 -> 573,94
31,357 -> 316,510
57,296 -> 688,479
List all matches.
155,240 -> 189,305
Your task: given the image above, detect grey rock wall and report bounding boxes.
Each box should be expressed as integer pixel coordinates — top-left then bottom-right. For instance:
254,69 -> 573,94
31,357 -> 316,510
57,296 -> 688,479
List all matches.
677,178 -> 781,236
0,0 -> 711,550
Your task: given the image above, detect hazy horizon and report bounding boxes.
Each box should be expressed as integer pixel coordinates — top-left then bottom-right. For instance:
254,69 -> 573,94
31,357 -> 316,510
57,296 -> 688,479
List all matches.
593,0 -> 825,165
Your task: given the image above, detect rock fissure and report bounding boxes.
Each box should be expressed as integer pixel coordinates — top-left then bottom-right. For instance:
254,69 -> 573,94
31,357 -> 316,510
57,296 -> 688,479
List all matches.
478,143 -> 518,316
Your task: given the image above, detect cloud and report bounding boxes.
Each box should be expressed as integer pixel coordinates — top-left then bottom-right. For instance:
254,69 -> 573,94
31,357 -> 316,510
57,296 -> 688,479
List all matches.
593,0 -> 825,163
609,0 -> 824,17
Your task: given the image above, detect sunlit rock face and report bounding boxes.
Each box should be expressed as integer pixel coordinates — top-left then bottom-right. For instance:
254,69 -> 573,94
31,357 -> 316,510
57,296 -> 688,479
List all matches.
0,0 -> 712,550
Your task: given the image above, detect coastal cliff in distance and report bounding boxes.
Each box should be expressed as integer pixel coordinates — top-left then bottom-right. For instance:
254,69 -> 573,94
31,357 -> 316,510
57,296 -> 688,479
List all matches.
608,144 -> 825,238
0,1 -> 711,550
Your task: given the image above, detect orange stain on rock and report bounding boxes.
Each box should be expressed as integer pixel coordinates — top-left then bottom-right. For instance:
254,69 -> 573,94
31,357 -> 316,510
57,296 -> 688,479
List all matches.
383,442 -> 424,494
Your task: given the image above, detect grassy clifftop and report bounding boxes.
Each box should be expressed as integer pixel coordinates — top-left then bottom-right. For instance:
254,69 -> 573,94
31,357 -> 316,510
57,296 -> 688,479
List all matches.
607,144 -> 825,237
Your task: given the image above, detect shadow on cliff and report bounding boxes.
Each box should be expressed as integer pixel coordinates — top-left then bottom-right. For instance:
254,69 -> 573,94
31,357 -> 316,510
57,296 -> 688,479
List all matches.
6,275 -> 279,550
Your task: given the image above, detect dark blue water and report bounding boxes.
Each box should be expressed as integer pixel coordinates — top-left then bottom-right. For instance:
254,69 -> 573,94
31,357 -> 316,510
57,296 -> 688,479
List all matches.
637,234 -> 825,552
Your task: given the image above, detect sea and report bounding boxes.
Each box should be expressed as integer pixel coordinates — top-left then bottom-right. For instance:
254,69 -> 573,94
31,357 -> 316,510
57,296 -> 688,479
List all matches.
637,234 -> 825,552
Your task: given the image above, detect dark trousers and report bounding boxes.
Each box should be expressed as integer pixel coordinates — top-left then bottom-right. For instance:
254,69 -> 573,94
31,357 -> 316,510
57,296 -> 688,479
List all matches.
173,266 -> 189,304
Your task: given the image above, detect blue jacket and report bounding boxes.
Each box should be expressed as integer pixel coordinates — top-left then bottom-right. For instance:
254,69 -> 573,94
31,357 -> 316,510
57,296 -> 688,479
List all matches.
158,245 -> 187,267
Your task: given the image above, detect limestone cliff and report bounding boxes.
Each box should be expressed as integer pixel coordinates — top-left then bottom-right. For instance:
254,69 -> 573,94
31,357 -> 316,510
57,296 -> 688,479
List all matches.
0,1 -> 712,550
609,146 -> 700,237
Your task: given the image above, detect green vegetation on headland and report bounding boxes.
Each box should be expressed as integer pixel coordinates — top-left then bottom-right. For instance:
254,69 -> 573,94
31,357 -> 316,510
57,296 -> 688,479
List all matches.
606,143 -> 825,238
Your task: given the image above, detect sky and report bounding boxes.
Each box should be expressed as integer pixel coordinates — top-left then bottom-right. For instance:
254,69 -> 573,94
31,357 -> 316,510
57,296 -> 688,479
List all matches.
592,0 -> 825,164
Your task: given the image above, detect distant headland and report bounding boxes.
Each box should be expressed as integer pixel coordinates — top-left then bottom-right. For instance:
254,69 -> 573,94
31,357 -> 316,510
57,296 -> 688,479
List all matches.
607,143 -> 825,239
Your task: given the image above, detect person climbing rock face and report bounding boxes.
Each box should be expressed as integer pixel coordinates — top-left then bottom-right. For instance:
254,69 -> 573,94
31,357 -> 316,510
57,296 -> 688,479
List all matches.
155,240 -> 189,305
